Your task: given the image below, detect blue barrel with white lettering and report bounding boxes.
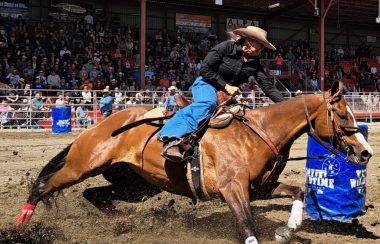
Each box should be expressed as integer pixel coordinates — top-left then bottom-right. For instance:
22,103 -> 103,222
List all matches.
305,124 -> 368,221
52,107 -> 71,134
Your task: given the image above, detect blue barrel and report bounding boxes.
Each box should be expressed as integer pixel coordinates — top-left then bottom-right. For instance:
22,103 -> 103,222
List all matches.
52,107 -> 71,134
305,124 -> 368,221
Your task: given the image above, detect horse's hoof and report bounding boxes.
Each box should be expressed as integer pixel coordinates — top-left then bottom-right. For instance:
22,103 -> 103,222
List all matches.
245,236 -> 258,244
275,226 -> 293,244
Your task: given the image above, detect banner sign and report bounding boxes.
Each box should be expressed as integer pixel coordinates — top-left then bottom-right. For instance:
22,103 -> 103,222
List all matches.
0,1 -> 29,18
176,13 -> 211,28
48,3 -> 91,22
366,36 -> 376,43
226,18 -> 259,32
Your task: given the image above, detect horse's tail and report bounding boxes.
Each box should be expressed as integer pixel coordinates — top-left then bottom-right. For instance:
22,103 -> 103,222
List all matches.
16,144 -> 73,227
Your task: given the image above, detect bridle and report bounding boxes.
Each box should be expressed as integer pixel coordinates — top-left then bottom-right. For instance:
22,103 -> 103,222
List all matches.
303,92 -> 361,161
324,93 -> 362,159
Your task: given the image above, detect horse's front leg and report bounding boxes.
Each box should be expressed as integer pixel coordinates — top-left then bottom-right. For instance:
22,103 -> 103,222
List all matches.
219,171 -> 258,244
270,182 -> 304,244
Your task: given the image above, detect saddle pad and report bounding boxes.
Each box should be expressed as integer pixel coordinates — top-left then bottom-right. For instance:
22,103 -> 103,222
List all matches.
143,107 -> 167,125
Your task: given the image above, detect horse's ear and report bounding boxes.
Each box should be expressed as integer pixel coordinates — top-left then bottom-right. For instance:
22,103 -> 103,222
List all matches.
329,80 -> 346,102
330,80 -> 340,96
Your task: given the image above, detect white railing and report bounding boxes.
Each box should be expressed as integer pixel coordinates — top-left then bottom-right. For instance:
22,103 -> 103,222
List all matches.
0,88 -> 379,130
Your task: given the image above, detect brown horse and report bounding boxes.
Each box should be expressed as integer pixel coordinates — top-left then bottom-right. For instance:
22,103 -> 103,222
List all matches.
15,81 -> 372,244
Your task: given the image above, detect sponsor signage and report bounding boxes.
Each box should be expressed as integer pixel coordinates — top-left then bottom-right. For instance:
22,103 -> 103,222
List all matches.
176,13 -> 211,28
226,18 -> 259,31
0,1 -> 29,18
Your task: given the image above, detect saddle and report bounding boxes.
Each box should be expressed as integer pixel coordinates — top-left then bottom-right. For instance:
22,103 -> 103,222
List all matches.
143,104 -> 242,128
143,91 -> 238,128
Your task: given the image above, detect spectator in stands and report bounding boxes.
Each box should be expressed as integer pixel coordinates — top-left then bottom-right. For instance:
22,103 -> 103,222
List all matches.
6,89 -> 19,108
159,74 -> 170,89
84,12 -> 94,29
335,64 -> 343,80
80,66 -> 89,81
6,69 -> 21,88
310,75 -> 319,91
76,103 -> 92,128
55,93 -> 65,108
67,72 -> 81,89
31,77 -> 46,93
370,64 -> 377,76
81,85 -> 92,104
113,87 -> 125,111
35,70 -> 47,86
0,99 -> 15,127
158,26 -> 284,161
145,77 -> 156,91
99,88 -> 113,118
285,47 -> 296,65
109,78 -> 119,90
135,89 -> 145,104
163,86 -> 180,114
126,97 -> 137,106
274,53 -> 284,75
30,92 -> 47,126
47,70 -> 61,89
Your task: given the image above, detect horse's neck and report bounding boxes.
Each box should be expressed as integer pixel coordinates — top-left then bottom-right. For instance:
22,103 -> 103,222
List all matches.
246,94 -> 324,154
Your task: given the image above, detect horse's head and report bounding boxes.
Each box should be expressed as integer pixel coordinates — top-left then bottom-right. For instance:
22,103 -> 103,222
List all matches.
314,81 -> 373,164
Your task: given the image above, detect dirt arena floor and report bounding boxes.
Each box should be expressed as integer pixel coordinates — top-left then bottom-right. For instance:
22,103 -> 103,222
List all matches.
0,123 -> 379,244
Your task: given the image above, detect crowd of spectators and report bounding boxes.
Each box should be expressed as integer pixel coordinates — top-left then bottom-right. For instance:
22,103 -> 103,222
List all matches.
0,13 -> 219,127
0,13 -> 379,128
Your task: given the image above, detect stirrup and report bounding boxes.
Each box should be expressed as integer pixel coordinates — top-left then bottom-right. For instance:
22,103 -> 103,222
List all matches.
162,139 -> 185,162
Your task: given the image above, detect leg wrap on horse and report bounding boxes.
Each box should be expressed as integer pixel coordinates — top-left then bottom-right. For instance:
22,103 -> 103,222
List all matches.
287,199 -> 304,229
15,203 -> 36,227
245,236 -> 259,244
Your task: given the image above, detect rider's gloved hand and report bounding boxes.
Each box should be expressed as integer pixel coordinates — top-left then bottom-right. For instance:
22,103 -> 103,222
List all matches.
224,84 -> 241,97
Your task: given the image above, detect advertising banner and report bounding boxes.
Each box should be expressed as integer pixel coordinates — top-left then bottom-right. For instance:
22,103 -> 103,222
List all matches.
226,18 -> 259,32
176,13 -> 211,28
0,1 -> 29,18
48,3 -> 91,22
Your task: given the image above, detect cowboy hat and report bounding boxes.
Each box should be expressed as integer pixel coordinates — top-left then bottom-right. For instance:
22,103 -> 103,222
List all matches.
168,86 -> 177,91
102,88 -> 110,93
233,26 -> 276,51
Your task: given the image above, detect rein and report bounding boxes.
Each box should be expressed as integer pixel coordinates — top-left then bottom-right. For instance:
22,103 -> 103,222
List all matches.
303,94 -> 344,159
285,93 -> 361,162
111,114 -> 173,137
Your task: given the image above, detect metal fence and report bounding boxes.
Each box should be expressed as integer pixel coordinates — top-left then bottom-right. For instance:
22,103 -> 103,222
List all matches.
0,88 -> 379,130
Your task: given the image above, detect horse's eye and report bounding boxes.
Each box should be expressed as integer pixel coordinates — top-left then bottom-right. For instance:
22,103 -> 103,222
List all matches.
338,113 -> 347,120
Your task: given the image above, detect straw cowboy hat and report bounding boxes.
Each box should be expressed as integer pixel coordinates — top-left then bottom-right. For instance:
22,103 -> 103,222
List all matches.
168,86 -> 177,91
233,26 -> 276,51
102,88 -> 110,93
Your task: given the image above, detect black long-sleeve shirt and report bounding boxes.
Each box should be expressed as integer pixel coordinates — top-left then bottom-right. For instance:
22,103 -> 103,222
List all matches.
200,40 -> 284,103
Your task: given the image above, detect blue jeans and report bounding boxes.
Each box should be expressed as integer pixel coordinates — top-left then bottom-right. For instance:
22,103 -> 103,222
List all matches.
158,76 -> 217,139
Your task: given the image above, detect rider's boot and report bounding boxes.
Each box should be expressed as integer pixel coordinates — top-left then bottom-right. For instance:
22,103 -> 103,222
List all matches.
163,139 -> 184,162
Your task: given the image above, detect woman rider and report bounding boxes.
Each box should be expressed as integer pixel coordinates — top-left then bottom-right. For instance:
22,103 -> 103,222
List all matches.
158,26 -> 285,161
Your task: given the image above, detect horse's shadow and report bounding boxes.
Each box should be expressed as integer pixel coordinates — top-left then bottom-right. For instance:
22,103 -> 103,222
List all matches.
301,219 -> 380,240
254,204 -> 379,240
82,163 -> 379,241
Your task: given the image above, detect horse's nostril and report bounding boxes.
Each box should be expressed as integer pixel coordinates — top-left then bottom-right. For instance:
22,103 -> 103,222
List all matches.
360,150 -> 371,161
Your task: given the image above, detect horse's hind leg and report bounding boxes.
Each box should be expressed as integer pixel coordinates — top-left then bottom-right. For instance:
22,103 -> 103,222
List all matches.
270,182 -> 305,244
